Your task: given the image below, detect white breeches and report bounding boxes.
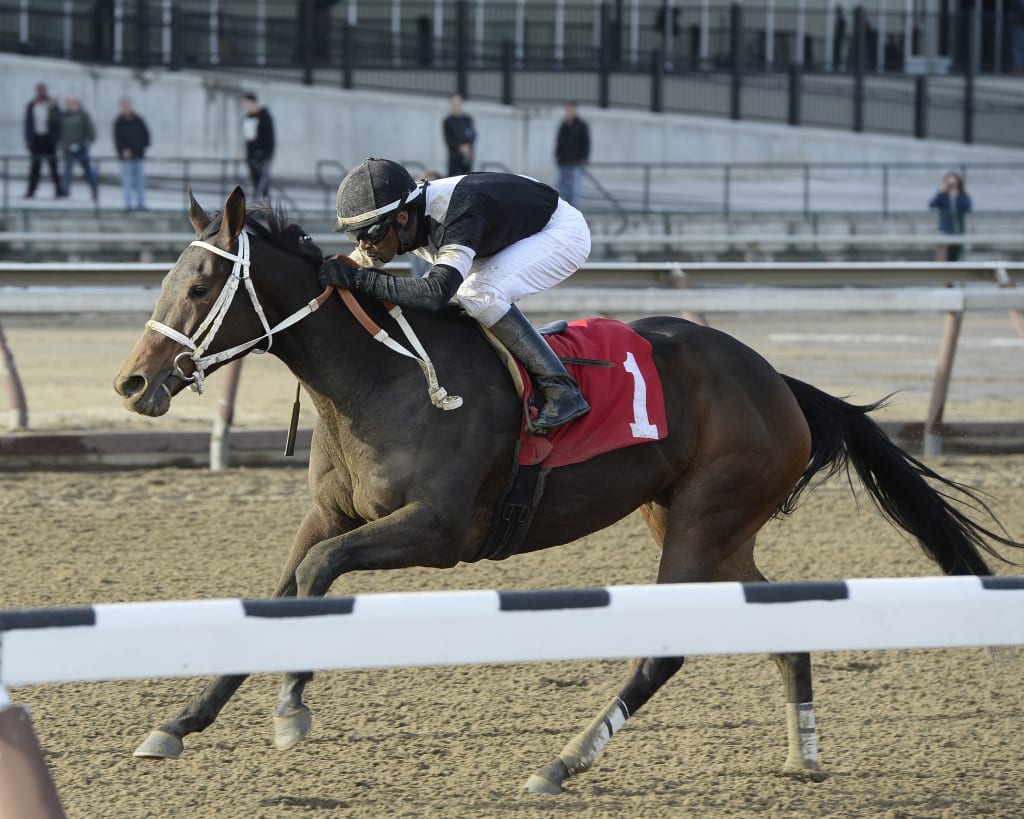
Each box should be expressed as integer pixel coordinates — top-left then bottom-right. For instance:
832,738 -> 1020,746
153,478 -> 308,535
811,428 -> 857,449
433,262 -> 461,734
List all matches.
454,199 -> 591,327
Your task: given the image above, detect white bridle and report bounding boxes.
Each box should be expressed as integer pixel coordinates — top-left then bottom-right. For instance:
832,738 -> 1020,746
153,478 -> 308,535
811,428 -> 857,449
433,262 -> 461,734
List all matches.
146,230 -> 326,394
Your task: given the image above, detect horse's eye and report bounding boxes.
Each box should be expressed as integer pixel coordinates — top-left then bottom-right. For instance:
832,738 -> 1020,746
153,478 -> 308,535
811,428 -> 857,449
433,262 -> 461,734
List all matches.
188,285 -> 210,300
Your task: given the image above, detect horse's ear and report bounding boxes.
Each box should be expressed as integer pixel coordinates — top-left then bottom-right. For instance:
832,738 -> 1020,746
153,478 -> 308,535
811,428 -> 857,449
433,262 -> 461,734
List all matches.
219,186 -> 247,246
188,189 -> 211,238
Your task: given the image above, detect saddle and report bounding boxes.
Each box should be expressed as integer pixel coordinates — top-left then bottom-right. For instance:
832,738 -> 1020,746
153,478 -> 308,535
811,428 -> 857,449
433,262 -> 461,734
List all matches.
475,316 -> 669,561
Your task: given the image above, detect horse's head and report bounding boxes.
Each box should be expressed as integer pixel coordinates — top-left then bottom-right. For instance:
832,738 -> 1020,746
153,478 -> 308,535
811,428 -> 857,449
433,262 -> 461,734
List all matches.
114,186 -> 290,416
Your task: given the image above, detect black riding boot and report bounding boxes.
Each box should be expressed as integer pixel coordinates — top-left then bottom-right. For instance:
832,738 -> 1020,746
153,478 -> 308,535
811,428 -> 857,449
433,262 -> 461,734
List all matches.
489,306 -> 590,434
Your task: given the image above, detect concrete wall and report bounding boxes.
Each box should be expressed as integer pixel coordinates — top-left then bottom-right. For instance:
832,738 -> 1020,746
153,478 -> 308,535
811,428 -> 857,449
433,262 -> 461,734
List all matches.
3,53 -> 1022,186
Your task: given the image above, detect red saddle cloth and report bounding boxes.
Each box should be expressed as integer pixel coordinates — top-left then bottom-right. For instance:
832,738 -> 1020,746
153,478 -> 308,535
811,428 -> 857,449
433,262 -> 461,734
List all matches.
516,318 -> 668,467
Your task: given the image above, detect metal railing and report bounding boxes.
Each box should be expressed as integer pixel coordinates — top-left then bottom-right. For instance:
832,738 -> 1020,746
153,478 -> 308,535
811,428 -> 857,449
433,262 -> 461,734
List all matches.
4,1 -> 1023,147
7,155 -> 1022,224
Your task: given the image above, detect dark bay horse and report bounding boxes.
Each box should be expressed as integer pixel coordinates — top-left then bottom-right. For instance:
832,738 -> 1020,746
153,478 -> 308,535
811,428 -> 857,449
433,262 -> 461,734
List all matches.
113,187 -> 1021,793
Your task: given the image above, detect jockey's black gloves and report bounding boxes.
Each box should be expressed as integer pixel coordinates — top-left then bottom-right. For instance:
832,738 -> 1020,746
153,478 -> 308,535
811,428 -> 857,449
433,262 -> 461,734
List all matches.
318,260 -> 463,312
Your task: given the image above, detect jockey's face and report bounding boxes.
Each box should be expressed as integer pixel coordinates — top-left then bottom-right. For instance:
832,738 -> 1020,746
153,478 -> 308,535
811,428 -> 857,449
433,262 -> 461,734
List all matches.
358,209 -> 410,264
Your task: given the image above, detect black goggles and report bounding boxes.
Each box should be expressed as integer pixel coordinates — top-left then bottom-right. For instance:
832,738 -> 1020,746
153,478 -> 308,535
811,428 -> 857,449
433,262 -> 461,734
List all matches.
346,217 -> 394,245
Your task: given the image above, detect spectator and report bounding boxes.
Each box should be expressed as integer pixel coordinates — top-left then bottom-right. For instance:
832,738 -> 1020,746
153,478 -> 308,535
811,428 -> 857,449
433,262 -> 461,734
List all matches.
554,101 -> 590,210
23,82 -> 61,199
113,96 -> 150,211
442,94 -> 475,177
832,6 -> 847,71
241,92 -> 275,203
58,94 -> 98,201
929,171 -> 972,262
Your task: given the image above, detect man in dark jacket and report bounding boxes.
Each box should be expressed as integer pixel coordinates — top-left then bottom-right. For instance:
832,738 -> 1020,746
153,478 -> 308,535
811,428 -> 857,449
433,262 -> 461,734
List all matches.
23,83 -> 61,199
113,96 -> 151,210
58,94 -> 98,201
241,92 -> 275,203
442,94 -> 475,177
554,101 -> 590,210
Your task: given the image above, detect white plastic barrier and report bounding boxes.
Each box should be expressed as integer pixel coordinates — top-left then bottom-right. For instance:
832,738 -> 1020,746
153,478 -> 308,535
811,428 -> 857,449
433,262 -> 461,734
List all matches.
1,576 -> 1022,686
5,284 -> 1024,315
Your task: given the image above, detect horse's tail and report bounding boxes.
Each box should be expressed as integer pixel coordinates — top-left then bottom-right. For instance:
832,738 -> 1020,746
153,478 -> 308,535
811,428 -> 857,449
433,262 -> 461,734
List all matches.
780,375 -> 1024,576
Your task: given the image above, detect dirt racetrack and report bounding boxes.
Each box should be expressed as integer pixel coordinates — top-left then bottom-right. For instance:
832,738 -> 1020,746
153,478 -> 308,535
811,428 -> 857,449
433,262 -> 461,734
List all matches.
2,310 -> 1024,818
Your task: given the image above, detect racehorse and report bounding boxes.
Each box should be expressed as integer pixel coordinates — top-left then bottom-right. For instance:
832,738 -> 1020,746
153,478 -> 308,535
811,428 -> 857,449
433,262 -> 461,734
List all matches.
113,187 -> 1022,793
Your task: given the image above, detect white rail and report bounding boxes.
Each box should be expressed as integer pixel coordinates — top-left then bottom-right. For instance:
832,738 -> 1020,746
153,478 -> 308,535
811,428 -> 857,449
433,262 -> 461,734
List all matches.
2,576 -> 1022,686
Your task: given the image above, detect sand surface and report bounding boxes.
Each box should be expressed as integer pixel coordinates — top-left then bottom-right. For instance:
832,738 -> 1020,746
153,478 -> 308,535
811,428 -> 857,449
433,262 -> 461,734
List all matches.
2,309 -> 1023,818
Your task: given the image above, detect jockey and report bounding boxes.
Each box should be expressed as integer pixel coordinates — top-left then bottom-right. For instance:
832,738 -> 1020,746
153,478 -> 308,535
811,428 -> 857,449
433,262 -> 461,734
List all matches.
318,157 -> 591,434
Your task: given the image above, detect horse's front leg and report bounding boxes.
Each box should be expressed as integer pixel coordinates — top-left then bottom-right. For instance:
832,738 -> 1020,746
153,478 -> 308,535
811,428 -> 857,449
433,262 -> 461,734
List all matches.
272,501 -> 463,751
134,504 -> 355,759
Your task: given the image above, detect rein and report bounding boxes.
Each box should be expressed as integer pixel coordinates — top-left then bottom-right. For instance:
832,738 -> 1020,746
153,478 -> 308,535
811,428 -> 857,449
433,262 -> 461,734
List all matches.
146,230 -> 332,394
335,285 -> 462,412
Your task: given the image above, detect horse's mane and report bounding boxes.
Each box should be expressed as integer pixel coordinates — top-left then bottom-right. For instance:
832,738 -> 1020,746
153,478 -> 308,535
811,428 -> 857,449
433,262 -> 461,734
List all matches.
201,206 -> 324,268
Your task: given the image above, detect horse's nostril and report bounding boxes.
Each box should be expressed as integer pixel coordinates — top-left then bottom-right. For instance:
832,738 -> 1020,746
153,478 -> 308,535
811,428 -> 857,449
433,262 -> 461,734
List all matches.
118,374 -> 148,398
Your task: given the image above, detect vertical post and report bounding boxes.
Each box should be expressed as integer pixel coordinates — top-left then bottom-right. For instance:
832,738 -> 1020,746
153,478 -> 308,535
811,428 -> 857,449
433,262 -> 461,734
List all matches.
208,0 -> 218,66
302,0 -> 314,84
914,74 -> 928,138
923,311 -> 963,457
994,0 -> 1003,74
113,0 -> 124,63
342,21 -> 353,89
796,0 -> 805,66
730,2 -> 743,120
514,0 -> 525,64
0,687 -> 66,818
802,164 -> 810,218
554,0 -> 565,65
629,0 -> 640,65
876,0 -> 886,71
169,1 -> 181,70
766,0 -> 775,70
391,0 -> 401,66
963,9 -> 975,144
256,0 -> 266,65
0,320 -> 28,430
599,2 -> 610,108
501,39 -> 514,104
135,0 -> 149,67
788,62 -> 802,125
699,0 -> 710,67
161,0 -> 172,65
475,0 -> 485,66
852,5 -> 865,132
650,48 -> 664,112
210,359 -> 243,471
825,0 -> 835,70
63,0 -> 72,59
19,0 -> 28,47
456,0 -> 468,98
660,0 -> 674,69
881,164 -> 889,217
723,164 -> 731,218
433,0 -> 443,67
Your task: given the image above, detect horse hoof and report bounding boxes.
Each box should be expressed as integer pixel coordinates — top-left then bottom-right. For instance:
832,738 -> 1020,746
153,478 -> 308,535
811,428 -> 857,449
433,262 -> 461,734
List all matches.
133,730 -> 183,759
523,773 -> 565,794
273,706 -> 312,751
781,760 -> 828,782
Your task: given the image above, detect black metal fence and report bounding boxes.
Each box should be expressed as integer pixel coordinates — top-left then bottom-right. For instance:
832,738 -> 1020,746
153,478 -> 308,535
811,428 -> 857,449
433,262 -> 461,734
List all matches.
4,1 -> 1023,147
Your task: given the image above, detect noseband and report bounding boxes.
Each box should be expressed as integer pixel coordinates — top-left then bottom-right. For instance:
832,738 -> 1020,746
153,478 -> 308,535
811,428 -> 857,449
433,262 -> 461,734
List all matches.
146,230 -> 331,394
